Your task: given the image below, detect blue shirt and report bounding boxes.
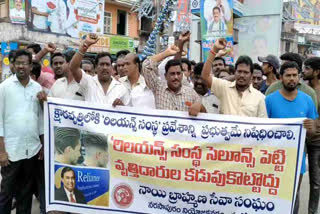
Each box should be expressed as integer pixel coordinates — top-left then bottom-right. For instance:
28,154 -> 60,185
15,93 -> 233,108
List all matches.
0,75 -> 44,161
265,90 -> 318,174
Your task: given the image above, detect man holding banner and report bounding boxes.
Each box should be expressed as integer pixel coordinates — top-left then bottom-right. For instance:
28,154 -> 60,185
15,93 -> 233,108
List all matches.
142,44 -> 206,115
0,50 -> 44,214
265,61 -> 317,214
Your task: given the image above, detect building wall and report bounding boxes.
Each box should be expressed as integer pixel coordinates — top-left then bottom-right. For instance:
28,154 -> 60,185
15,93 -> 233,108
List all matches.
105,2 -> 139,39
0,1 -> 8,18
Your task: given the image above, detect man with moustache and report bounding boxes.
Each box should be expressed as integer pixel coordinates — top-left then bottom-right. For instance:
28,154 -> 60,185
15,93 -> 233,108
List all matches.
51,52 -> 67,80
48,50 -> 84,101
69,34 -> 130,106
55,167 -> 86,204
252,63 -> 263,91
201,38 -> 267,117
119,53 -> 155,108
142,45 -> 205,115
301,57 -> 320,214
266,61 -> 317,214
265,52 -> 318,108
116,50 -> 130,78
0,49 -> 44,214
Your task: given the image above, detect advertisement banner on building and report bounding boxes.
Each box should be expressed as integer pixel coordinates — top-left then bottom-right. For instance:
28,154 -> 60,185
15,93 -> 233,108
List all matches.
174,0 -> 191,32
78,33 -> 135,54
109,36 -> 135,54
1,42 -> 18,81
200,0 -> 234,62
46,98 -> 305,214
9,0 -> 26,24
292,0 -> 320,25
234,15 -> 282,63
79,32 -> 110,53
242,0 -> 282,16
27,0 -> 105,38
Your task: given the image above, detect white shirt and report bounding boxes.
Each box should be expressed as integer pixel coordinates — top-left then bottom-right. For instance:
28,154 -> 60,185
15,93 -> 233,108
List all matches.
48,77 -> 84,101
10,8 -> 25,23
202,92 -> 220,114
48,0 -> 67,34
120,75 -> 155,108
157,56 -> 193,87
65,0 -> 79,37
79,72 -> 130,106
64,187 -> 77,203
204,0 -> 231,26
208,20 -> 227,37
0,75 -> 43,161
32,0 -> 48,30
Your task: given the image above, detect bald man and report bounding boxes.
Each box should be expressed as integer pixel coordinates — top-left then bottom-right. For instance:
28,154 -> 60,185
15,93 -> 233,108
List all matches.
119,53 -> 155,108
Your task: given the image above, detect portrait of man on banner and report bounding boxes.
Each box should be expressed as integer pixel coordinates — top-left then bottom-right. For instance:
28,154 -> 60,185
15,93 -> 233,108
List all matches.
54,127 -> 82,166
82,132 -> 109,168
201,0 -> 233,61
55,167 -> 87,204
9,0 -> 26,24
203,0 -> 232,38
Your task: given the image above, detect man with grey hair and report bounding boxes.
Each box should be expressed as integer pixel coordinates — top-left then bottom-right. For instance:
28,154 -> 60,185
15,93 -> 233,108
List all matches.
55,127 -> 81,165
82,132 -> 108,168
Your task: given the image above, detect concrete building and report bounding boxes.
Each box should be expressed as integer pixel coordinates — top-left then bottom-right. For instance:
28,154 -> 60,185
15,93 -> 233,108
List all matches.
0,0 -> 140,51
0,0 -> 145,79
282,0 -> 320,57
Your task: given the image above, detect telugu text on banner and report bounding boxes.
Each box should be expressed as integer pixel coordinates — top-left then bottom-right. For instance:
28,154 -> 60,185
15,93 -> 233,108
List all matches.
45,98 -> 305,214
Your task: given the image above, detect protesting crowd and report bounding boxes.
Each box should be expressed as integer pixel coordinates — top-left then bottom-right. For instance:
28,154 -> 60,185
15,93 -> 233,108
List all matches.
0,31 -> 320,214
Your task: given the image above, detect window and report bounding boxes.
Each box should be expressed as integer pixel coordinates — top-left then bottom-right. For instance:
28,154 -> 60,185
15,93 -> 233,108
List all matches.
117,10 -> 127,35
104,12 -> 112,34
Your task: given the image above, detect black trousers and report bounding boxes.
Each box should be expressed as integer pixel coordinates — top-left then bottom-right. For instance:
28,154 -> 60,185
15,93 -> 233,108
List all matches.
0,155 -> 38,214
35,159 -> 45,214
307,145 -> 320,214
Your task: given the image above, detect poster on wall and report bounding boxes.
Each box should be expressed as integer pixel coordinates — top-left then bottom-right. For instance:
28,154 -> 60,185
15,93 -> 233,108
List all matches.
78,33 -> 135,53
200,0 -> 234,63
174,0 -> 192,32
234,15 -> 281,63
1,42 -> 18,81
27,0 -> 104,38
9,0 -> 26,24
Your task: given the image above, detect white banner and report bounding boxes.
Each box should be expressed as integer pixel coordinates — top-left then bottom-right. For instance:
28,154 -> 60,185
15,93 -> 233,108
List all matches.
45,98 -> 305,214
